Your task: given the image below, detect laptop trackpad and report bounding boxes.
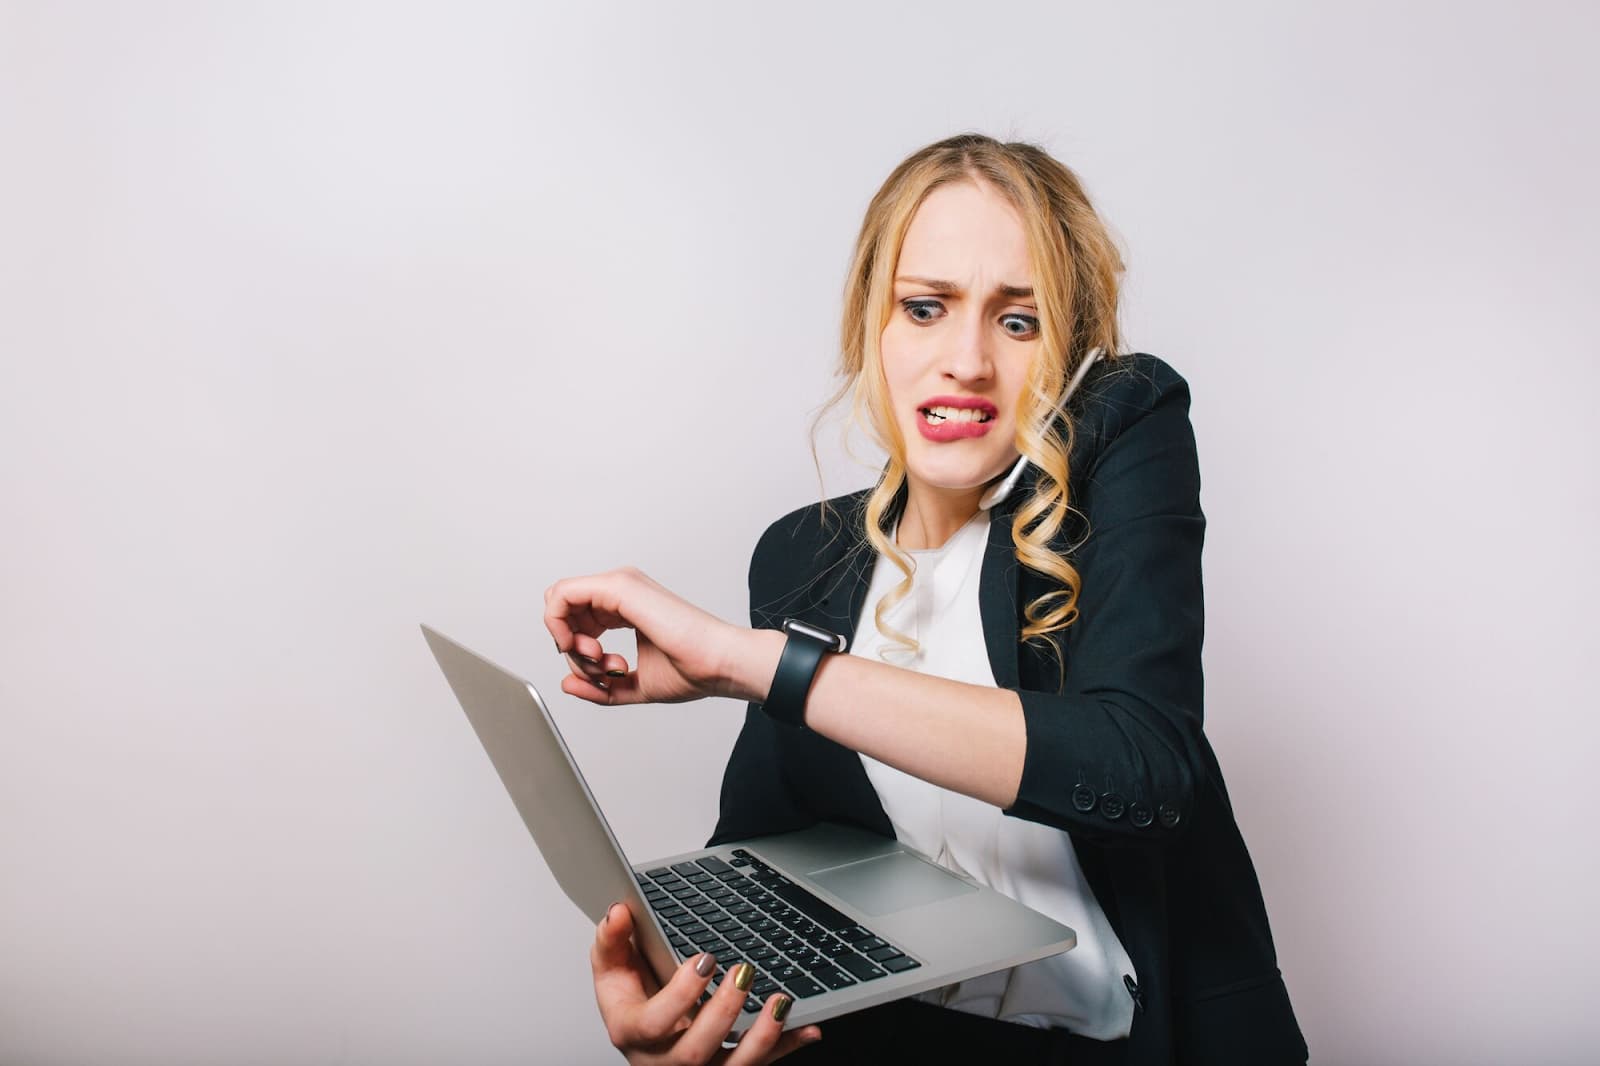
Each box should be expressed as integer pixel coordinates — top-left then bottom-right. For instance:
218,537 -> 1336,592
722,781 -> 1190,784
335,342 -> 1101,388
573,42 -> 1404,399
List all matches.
807,851 -> 977,916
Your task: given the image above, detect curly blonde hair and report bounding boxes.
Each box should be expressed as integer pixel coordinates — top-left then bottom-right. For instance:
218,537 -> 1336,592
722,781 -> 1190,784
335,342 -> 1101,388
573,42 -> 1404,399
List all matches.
813,133 -> 1127,667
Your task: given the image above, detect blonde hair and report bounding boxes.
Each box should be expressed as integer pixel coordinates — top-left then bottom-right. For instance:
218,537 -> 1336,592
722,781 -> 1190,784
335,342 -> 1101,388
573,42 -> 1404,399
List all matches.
812,133 -> 1127,670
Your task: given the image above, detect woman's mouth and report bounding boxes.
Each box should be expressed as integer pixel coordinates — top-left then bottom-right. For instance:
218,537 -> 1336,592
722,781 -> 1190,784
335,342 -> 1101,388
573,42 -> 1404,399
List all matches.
916,402 -> 996,441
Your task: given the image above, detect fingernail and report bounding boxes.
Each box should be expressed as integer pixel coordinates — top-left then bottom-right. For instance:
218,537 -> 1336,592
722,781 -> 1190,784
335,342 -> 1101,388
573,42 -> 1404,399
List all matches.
770,993 -> 793,1023
802,1028 -> 822,1044
695,953 -> 716,978
603,902 -> 621,926
606,669 -> 625,678
578,654 -> 598,665
732,962 -> 755,992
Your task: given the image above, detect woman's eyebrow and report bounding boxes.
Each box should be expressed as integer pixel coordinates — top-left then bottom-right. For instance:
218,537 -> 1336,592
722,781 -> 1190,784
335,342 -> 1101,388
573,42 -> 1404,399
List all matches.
894,275 -> 1034,299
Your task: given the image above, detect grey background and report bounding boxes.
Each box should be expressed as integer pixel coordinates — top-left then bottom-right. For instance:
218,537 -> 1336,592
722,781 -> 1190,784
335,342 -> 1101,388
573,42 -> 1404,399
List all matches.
2,2 -> 1596,1064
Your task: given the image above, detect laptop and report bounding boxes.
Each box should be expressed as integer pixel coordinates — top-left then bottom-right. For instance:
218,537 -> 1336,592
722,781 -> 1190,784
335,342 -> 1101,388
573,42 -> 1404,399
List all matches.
421,624 -> 1076,1035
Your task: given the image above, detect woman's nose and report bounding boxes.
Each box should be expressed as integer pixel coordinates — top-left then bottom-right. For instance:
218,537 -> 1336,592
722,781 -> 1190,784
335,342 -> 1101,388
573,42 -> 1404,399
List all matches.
943,312 -> 995,383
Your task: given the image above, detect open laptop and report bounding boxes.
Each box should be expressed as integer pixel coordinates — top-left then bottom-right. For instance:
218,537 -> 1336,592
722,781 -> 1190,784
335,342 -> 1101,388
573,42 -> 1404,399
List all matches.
421,624 -> 1076,1035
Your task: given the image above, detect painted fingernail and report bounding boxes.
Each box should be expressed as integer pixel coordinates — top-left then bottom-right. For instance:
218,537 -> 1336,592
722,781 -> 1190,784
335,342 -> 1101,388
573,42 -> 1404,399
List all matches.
732,962 -> 755,993
605,669 -> 625,677
578,654 -> 598,665
695,953 -> 716,978
770,993 -> 793,1023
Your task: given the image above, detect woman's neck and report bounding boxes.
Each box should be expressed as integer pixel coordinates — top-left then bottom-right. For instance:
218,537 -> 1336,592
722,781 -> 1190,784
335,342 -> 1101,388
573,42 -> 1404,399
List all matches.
895,484 -> 984,551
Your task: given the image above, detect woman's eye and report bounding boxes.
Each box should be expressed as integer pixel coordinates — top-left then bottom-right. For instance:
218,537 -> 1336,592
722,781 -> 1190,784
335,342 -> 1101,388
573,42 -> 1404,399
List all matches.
1001,313 -> 1040,337
902,298 -> 944,323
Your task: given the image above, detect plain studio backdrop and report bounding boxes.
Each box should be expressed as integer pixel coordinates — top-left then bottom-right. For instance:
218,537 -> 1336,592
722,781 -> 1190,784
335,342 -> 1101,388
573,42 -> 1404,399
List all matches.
2,2 -> 1596,1064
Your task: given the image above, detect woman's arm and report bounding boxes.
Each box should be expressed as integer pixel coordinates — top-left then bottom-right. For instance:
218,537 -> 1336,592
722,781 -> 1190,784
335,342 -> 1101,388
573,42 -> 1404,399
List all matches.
547,354 -> 1206,844
719,628 -> 1028,808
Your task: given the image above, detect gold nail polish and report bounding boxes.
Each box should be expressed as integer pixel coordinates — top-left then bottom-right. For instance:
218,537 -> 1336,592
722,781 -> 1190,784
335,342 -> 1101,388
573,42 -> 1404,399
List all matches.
770,993 -> 793,1023
606,669 -> 625,677
732,962 -> 755,992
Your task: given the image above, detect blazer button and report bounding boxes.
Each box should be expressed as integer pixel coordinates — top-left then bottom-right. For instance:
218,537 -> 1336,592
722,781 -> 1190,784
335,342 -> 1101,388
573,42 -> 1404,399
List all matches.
1071,785 -> 1097,813
1129,802 -> 1154,828
1158,803 -> 1182,829
1099,792 -> 1126,820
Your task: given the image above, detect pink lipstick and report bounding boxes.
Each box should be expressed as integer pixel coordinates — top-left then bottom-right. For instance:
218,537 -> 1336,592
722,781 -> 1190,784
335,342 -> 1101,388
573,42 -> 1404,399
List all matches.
915,395 -> 998,442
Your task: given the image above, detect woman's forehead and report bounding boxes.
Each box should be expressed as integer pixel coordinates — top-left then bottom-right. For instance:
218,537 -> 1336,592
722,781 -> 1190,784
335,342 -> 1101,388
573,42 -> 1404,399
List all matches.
897,181 -> 1032,284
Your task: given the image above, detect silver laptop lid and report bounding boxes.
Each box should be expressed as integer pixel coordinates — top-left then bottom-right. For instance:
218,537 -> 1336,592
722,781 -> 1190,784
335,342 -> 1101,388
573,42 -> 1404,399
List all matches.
420,624 -> 677,983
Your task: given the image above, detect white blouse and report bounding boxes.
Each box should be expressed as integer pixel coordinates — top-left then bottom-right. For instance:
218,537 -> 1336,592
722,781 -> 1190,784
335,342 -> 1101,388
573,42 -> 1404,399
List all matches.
852,485 -> 1138,1039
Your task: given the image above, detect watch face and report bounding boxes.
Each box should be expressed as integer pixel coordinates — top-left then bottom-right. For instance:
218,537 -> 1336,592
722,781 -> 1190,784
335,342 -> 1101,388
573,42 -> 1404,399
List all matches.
782,618 -> 847,653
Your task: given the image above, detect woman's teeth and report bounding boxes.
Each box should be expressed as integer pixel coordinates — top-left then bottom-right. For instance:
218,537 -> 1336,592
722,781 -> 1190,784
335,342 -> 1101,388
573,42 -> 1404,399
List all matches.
921,406 -> 993,424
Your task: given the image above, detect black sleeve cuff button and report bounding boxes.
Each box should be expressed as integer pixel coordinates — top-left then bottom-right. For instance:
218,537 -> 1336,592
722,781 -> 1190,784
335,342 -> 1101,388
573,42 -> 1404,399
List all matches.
1071,785 -> 1098,813
1158,803 -> 1182,829
1129,802 -> 1153,828
1098,792 -> 1126,820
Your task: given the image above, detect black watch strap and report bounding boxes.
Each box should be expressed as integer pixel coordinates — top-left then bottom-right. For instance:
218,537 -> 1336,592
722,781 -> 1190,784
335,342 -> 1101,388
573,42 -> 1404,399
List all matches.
761,619 -> 847,728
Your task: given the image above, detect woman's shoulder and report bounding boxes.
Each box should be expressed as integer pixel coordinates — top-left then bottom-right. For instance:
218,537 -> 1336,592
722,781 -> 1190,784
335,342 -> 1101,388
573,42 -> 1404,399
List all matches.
751,488 -> 870,566
1073,350 -> 1193,424
743,490 -> 870,623
1062,350 -> 1197,466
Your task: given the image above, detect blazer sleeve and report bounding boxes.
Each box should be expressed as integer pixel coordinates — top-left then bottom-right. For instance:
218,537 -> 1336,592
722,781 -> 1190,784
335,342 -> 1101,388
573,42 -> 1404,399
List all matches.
1003,354 -> 1210,846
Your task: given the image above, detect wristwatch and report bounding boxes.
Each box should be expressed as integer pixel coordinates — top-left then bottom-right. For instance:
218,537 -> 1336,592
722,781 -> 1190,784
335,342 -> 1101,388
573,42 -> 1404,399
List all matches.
761,618 -> 847,728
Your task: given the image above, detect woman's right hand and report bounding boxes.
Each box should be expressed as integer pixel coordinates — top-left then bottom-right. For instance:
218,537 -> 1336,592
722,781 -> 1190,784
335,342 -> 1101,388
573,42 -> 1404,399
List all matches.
592,902 -> 823,1064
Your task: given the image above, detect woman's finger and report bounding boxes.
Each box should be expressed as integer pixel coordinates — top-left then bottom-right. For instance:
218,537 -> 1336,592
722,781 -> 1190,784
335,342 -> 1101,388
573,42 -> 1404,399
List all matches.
590,902 -> 647,986
618,951 -> 719,1048
669,961 -> 757,1064
723,992 -> 822,1065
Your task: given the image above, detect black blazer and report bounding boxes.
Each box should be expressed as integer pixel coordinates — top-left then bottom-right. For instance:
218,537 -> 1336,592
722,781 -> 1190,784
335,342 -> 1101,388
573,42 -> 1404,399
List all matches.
708,352 -> 1307,1066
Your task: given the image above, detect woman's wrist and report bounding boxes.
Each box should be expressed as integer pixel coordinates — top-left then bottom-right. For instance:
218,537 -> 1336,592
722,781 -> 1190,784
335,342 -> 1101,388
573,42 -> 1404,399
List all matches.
716,627 -> 786,704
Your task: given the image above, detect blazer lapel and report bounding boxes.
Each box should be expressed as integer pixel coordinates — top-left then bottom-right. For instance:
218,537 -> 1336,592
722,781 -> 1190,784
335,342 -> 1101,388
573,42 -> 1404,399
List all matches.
979,503 -> 1023,691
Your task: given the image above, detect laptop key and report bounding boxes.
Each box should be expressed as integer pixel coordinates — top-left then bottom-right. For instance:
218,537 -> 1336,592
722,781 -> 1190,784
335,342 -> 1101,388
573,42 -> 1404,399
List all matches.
866,946 -> 905,963
786,976 -> 825,998
646,867 -> 673,879
748,945 -> 780,963
752,978 -> 780,997
697,856 -> 734,875
770,964 -> 804,985
882,955 -> 921,973
855,937 -> 887,952
837,926 -> 872,942
814,967 -> 856,991
838,954 -> 887,981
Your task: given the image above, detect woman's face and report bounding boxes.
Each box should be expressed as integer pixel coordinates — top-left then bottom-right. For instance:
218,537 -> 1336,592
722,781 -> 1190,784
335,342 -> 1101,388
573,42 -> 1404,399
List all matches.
880,179 -> 1040,509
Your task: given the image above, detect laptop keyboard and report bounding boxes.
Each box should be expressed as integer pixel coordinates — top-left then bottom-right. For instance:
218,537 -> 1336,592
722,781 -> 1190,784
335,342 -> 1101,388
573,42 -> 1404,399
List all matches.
635,848 -> 922,1012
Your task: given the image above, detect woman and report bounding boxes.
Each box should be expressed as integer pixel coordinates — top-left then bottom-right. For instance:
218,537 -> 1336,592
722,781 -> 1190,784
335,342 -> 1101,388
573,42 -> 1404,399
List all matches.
544,134 -> 1307,1065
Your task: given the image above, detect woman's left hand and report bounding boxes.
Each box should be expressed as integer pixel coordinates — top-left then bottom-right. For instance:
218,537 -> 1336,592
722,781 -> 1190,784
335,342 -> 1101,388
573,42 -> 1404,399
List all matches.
544,567 -> 761,706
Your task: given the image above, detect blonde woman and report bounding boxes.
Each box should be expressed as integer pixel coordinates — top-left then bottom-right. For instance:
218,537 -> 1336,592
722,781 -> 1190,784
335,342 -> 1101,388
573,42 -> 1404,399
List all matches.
544,134 -> 1306,1065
